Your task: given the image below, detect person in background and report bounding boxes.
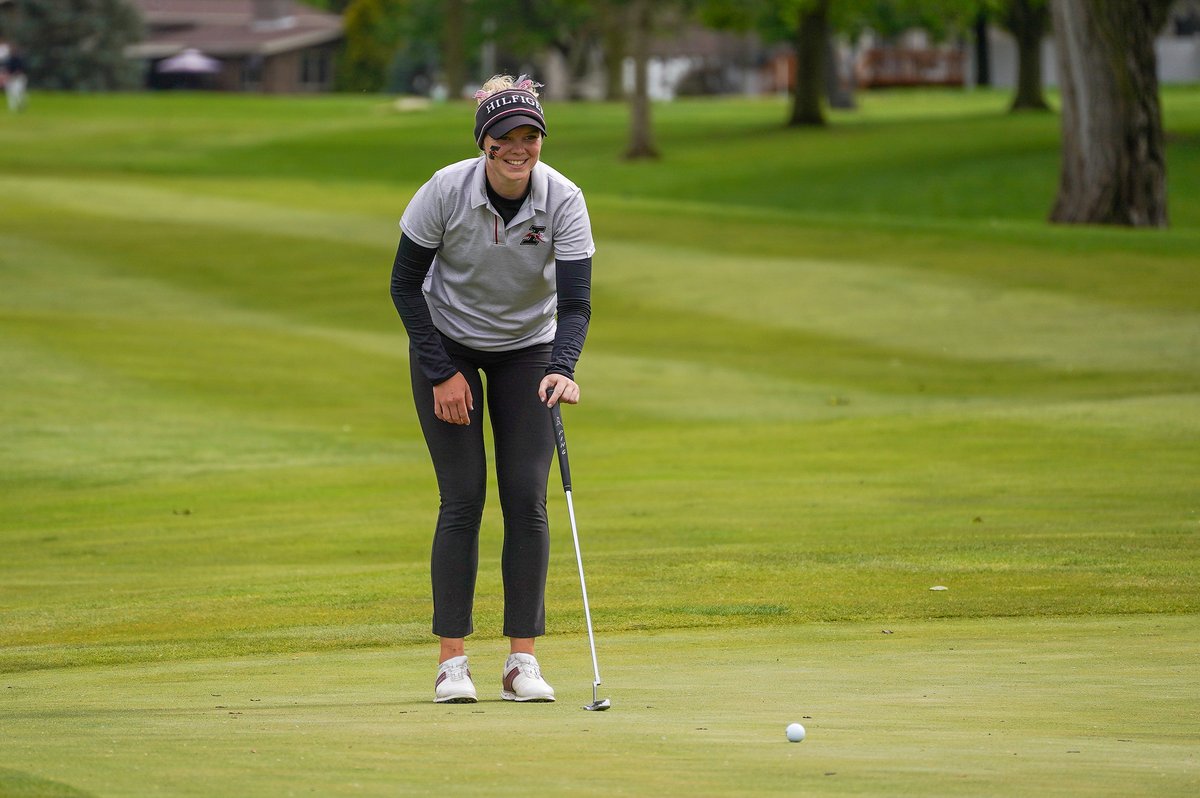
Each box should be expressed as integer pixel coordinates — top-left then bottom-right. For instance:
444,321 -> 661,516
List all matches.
4,43 -> 27,113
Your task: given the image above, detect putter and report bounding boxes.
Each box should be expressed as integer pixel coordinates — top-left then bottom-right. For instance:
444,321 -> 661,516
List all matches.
548,392 -> 611,711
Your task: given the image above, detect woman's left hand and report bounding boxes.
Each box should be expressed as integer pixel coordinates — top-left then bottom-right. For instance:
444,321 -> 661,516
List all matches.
539,374 -> 579,407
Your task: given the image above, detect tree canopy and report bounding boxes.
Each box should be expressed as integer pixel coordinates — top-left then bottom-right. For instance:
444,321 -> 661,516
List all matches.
11,0 -> 143,90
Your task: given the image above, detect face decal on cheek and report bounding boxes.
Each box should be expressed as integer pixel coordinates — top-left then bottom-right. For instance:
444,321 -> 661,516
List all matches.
483,125 -> 543,195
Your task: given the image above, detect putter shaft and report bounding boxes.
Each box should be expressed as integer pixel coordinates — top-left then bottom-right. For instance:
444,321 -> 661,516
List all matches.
565,489 -> 602,690
550,398 -> 610,711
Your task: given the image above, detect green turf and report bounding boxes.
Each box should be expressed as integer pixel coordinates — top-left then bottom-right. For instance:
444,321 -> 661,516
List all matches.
3,618 -> 1197,796
1,88 -> 1198,795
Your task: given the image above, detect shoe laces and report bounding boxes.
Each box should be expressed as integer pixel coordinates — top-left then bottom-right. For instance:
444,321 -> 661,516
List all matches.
515,660 -> 542,679
443,662 -> 471,681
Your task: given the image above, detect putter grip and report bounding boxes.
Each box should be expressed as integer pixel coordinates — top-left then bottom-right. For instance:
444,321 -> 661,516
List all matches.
549,401 -> 572,492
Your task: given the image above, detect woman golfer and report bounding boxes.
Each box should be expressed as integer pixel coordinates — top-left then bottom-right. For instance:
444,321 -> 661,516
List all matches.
390,75 -> 594,703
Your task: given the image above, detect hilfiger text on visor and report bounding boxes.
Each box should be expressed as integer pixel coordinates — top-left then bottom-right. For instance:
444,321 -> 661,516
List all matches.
481,94 -> 543,115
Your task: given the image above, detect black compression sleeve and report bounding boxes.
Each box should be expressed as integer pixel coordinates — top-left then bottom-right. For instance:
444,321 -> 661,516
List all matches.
547,257 -> 592,379
390,234 -> 458,384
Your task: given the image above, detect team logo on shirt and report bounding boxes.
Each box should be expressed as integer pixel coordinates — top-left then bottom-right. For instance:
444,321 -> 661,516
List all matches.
520,225 -> 547,246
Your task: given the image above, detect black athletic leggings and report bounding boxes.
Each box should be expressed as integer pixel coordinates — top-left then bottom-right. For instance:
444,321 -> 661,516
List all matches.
410,334 -> 555,639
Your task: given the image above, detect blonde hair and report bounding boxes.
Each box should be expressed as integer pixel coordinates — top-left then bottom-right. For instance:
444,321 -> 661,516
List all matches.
474,74 -> 543,105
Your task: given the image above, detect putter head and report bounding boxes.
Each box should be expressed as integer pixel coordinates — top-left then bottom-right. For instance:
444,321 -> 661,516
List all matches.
583,698 -> 611,711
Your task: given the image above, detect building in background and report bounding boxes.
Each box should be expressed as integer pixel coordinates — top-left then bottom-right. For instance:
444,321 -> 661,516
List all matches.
127,0 -> 343,92
968,0 -> 1200,89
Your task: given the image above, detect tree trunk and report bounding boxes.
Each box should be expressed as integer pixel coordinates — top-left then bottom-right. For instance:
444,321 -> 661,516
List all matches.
443,0 -> 467,99
974,10 -> 991,86
549,42 -> 578,101
1049,0 -> 1170,227
790,0 -> 829,127
602,2 -> 627,101
824,25 -> 855,110
563,33 -> 595,101
1005,0 -> 1050,111
625,0 -> 659,159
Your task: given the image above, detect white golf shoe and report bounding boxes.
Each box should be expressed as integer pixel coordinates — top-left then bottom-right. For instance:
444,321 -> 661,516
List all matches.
501,653 -> 556,702
434,655 -> 477,703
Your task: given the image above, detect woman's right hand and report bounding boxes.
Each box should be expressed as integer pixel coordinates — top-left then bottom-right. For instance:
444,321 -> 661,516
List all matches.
433,373 -> 473,425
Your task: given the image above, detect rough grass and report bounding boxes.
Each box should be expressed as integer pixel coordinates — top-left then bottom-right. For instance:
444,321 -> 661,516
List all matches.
1,88 -> 1198,795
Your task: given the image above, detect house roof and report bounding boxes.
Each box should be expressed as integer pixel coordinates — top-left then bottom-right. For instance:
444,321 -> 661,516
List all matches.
127,0 -> 343,59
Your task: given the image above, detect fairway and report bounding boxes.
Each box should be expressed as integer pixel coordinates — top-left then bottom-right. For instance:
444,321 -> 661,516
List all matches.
2,88 -> 1199,796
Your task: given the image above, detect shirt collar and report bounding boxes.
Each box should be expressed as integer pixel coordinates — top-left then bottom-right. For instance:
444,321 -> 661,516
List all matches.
469,156 -> 548,212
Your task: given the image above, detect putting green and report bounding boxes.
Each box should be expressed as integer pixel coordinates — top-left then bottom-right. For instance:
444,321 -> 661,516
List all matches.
3,615 -> 1197,796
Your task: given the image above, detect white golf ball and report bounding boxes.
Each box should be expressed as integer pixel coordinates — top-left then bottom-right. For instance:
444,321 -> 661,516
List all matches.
786,722 -> 806,743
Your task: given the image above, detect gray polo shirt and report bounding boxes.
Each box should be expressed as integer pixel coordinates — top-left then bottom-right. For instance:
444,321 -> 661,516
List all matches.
400,157 -> 595,352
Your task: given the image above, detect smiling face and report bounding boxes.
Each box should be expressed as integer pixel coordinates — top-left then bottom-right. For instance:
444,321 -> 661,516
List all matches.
483,124 -> 543,198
